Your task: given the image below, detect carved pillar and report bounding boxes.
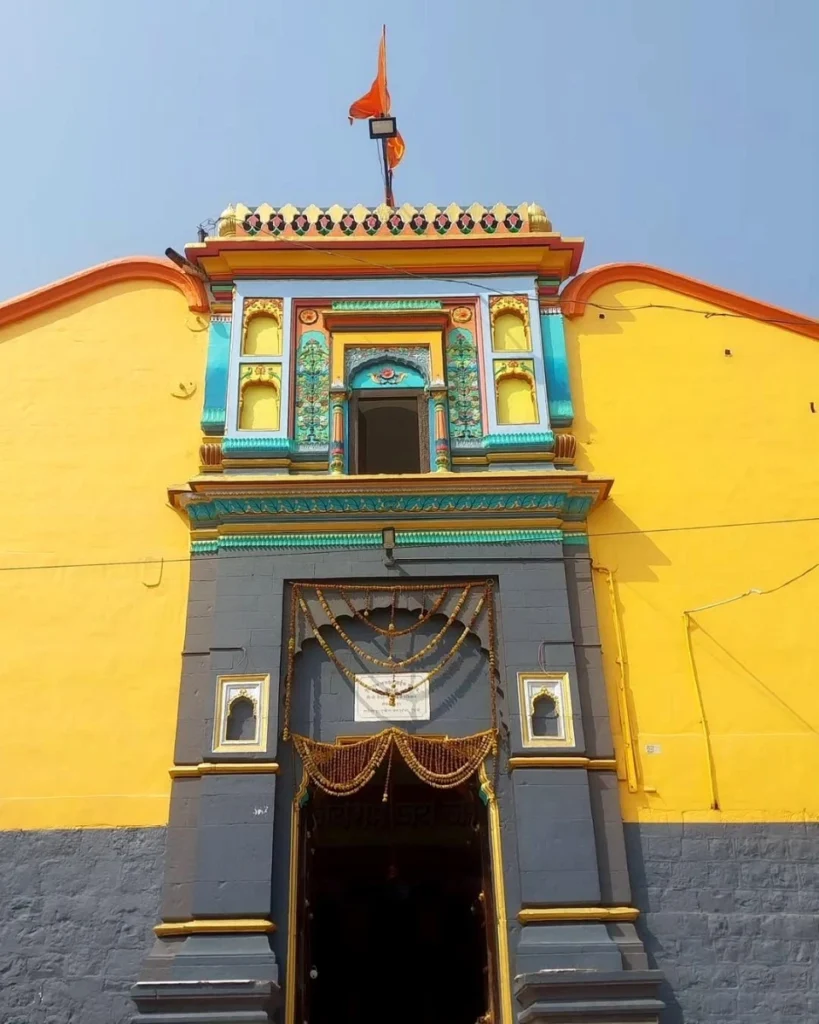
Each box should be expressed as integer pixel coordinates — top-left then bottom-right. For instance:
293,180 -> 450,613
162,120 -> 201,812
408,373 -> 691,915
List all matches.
329,384 -> 349,475
428,381 -> 451,472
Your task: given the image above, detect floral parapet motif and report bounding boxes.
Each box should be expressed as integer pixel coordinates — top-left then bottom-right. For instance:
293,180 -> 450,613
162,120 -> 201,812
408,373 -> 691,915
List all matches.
446,328 -> 482,442
294,332 -> 330,446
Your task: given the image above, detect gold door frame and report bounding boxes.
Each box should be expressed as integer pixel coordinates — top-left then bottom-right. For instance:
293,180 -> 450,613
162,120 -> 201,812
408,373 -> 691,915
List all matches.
283,761 -> 513,1024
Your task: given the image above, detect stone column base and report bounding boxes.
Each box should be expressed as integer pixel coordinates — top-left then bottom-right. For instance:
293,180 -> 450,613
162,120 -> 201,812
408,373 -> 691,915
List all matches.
515,969 -> 664,1023
131,934 -> 281,1023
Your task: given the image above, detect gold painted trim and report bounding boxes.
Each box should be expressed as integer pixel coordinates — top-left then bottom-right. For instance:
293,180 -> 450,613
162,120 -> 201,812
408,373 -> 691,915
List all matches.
285,769 -> 309,1024
213,674 -> 271,754
169,762 -> 280,778
593,567 -> 639,793
485,451 -> 554,464
518,906 -> 639,924
154,918 -> 276,936
328,328 -> 445,387
480,763 -> 514,1024
517,671 -> 575,749
508,756 -> 617,770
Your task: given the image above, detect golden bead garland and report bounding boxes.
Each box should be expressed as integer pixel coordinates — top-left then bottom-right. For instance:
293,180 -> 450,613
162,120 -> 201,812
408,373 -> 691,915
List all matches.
292,727 -> 497,797
282,581 -> 501,742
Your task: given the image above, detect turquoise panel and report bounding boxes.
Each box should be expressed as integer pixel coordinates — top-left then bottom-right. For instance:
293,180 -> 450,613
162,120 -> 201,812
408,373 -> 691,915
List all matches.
222,437 -> 291,457
350,359 -> 425,390
200,319 -> 231,435
541,312 -> 574,426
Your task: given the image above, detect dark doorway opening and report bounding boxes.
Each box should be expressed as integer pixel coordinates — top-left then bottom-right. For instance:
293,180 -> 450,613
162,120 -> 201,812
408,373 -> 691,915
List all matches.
351,391 -> 428,474
298,760 -> 494,1024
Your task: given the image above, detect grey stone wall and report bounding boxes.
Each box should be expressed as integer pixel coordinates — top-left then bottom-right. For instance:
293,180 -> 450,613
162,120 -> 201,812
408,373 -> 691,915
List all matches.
1,827 -> 165,1024
625,823 -> 819,1023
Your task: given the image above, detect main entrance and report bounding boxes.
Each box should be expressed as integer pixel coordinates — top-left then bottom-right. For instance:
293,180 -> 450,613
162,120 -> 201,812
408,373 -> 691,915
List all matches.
295,759 -> 497,1024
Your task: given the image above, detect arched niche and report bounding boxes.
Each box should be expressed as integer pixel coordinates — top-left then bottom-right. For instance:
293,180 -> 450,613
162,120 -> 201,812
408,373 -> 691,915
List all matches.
530,691 -> 560,739
244,314 -> 282,356
240,377 -> 281,430
226,695 -> 258,742
242,299 -> 283,355
493,312 -> 530,353
496,374 -> 537,425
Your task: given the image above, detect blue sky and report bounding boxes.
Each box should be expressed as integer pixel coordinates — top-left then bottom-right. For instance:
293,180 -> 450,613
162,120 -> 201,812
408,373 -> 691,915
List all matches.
1,0 -> 816,313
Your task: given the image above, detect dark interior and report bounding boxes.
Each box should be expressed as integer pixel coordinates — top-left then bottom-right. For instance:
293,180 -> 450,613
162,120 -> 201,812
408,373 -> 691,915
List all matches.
355,395 -> 422,474
300,762 -> 490,1024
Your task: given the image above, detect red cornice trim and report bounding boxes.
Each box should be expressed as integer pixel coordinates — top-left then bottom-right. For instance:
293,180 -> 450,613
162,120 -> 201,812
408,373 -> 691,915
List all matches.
561,262 -> 819,341
0,256 -> 209,329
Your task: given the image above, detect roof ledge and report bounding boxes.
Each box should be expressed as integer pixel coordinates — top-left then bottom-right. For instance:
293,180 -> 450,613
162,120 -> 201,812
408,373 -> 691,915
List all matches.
0,256 -> 209,329
561,262 -> 819,340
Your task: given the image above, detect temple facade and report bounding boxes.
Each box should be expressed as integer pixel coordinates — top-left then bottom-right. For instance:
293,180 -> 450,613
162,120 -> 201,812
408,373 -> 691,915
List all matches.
2,202 -> 818,1024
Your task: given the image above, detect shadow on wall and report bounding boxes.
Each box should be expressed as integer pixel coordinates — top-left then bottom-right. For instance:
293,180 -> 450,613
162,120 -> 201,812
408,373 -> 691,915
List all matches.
622,831 -> 685,1024
587,504 -> 672,584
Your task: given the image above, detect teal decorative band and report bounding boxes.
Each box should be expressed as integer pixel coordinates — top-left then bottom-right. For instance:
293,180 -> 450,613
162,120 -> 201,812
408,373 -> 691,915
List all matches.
201,320 -> 231,436
222,436 -> 291,456
331,299 -> 443,311
482,431 -> 555,451
201,408 -> 227,429
562,533 -> 589,545
191,528 -> 566,555
541,312 -> 574,426
185,491 -> 595,524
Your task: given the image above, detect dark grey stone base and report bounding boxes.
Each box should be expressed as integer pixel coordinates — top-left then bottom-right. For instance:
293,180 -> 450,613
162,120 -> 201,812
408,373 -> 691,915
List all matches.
1,827 -> 165,1024
515,969 -> 664,1023
132,934 -> 280,1023
625,823 -> 819,1024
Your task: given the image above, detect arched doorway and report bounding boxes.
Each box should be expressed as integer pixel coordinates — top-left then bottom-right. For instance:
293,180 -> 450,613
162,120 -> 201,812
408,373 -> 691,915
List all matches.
280,582 -> 510,1024
295,757 -> 498,1024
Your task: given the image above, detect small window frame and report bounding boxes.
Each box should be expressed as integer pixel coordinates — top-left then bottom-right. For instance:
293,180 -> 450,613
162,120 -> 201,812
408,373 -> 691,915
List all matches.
213,674 -> 270,754
517,671 -> 575,749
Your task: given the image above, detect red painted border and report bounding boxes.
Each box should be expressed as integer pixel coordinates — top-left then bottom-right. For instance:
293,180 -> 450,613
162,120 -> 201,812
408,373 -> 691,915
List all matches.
0,256 -> 209,329
561,263 -> 819,340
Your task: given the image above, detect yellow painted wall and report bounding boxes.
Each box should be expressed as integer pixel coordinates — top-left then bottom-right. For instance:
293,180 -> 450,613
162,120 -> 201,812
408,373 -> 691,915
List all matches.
0,281 -> 207,829
566,281 -> 819,823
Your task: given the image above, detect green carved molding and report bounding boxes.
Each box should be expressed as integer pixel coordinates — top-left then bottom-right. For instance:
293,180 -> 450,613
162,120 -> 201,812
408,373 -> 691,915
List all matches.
562,533 -> 589,546
191,528 -> 567,555
331,299 -> 443,311
222,437 -> 291,456
482,431 -> 555,450
185,490 -> 595,525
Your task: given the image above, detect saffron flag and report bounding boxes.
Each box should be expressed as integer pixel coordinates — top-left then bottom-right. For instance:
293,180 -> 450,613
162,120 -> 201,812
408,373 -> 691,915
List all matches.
349,26 -> 405,169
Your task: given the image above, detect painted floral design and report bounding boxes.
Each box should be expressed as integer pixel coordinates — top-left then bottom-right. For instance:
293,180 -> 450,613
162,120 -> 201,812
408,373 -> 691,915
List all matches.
294,332 -> 330,446
446,329 -> 482,441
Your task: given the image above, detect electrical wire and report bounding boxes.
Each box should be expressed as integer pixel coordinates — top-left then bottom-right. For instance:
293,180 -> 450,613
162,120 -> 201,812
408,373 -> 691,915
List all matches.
1,513 -> 818,575
198,220 -> 817,328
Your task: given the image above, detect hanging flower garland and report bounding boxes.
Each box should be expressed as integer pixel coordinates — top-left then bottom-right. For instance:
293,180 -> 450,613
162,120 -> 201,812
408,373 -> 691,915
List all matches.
283,580 -> 499,741
293,727 -> 496,797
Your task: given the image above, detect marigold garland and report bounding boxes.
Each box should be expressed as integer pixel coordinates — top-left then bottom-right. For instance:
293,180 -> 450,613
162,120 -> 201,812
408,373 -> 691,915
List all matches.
292,727 -> 497,797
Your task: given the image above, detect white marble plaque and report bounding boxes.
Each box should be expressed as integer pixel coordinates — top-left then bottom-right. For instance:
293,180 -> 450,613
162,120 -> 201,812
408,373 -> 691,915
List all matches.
354,673 -> 430,722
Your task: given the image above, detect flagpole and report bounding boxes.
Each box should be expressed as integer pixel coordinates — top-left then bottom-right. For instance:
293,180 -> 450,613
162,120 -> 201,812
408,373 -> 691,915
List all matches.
382,138 -> 395,207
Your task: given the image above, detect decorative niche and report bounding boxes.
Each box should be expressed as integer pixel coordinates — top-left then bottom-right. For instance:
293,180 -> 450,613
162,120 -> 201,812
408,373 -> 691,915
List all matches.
213,674 -> 270,753
517,671 -> 575,748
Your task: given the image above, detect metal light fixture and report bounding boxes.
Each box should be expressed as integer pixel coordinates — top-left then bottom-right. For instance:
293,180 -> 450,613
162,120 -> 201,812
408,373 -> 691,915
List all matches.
382,526 -> 396,566
369,116 -> 397,139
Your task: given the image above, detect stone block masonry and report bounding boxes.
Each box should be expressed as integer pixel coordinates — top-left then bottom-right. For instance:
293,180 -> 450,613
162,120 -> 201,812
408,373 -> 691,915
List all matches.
625,823 -> 819,1024
1,828 -> 164,1024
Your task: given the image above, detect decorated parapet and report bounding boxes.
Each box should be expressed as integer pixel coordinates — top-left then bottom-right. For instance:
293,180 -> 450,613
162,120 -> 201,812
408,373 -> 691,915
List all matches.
188,202 -> 580,476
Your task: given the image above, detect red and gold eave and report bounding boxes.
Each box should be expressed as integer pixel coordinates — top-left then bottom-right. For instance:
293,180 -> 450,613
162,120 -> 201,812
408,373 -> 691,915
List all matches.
184,203 -> 584,286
